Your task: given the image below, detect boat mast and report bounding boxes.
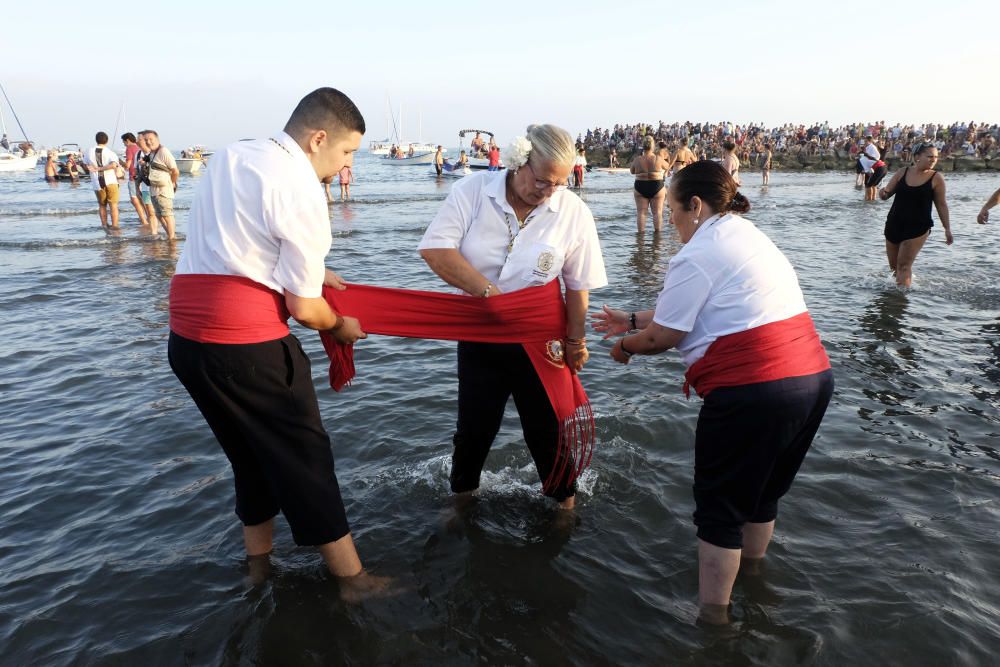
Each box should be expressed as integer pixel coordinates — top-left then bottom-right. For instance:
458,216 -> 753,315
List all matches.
0,82 -> 30,143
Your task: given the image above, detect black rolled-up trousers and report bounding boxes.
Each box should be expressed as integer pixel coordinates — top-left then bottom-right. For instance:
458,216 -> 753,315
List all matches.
451,342 -> 576,501
168,331 -> 350,546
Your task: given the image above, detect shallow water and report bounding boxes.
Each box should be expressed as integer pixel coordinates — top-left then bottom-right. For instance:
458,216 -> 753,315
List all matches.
1,156 -> 998,666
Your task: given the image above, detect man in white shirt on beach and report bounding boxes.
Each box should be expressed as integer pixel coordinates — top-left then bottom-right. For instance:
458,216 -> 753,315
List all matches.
84,131 -> 121,229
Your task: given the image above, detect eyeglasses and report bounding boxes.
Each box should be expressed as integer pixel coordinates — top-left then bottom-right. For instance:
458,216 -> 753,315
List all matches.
524,162 -> 568,191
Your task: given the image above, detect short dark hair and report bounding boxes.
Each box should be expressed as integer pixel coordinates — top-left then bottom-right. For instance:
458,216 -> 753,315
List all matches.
284,87 -> 365,139
670,160 -> 750,215
121,132 -> 136,143
95,131 -> 109,144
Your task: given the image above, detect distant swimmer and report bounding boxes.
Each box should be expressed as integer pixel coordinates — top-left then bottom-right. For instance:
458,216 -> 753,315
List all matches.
977,187 -> 999,224
878,143 -> 953,287
859,136 -> 886,201
721,141 -> 741,186
630,136 -> 670,233
669,142 -> 696,175
760,143 -> 772,185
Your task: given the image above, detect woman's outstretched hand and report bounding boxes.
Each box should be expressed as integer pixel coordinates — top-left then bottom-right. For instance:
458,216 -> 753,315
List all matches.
590,305 -> 630,339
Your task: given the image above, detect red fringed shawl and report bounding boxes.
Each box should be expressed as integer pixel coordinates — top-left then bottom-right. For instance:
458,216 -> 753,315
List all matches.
319,280 -> 595,493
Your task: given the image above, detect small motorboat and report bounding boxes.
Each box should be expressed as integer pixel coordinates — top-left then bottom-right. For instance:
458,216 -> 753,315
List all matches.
0,151 -> 39,172
383,150 -> 436,166
175,157 -> 204,174
435,161 -> 471,178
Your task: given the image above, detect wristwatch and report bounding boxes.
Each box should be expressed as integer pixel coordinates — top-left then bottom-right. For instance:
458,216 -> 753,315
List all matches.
629,312 -> 637,330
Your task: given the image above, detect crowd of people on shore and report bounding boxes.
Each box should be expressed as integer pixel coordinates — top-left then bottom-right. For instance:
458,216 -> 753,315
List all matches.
580,120 -> 1000,169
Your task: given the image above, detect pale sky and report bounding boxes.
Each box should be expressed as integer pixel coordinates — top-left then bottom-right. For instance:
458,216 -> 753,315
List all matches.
3,0 -> 997,150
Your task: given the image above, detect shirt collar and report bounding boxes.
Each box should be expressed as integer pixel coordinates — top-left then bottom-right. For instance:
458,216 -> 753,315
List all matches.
484,170 -> 562,214
274,131 -> 312,169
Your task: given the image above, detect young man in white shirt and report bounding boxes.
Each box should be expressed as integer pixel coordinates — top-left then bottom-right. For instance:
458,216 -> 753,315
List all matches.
84,131 -> 121,229
169,88 -> 386,599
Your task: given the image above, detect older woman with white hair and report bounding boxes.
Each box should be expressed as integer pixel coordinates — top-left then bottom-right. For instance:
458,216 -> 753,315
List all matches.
418,124 -> 608,509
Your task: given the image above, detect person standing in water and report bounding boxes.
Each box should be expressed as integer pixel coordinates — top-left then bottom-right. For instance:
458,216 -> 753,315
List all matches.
630,136 -> 670,233
168,87 -> 387,599
760,143 -> 772,186
878,143 -> 953,287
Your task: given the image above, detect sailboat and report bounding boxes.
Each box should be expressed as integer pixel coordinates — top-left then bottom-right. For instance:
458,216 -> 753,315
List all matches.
0,83 -> 39,172
370,96 -> 441,162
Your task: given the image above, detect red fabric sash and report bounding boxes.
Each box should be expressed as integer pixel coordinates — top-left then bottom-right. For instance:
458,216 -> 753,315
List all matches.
319,280 -> 595,493
683,311 -> 831,398
169,274 -> 290,344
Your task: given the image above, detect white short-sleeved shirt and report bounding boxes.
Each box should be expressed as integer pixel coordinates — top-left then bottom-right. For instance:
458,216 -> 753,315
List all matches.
859,143 -> 881,172
653,213 -> 808,367
417,170 -> 607,294
84,146 -> 119,191
174,132 -> 332,298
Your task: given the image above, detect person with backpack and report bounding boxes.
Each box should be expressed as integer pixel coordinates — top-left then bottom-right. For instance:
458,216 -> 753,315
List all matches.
84,131 -> 122,230
139,130 -> 179,239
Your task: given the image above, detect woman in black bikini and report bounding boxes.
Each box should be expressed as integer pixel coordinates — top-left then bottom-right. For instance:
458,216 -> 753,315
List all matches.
630,135 -> 670,233
878,143 -> 953,288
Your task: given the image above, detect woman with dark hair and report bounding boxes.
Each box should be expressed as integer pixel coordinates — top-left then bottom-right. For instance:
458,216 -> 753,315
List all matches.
630,135 -> 670,233
878,143 -> 953,287
593,160 -> 833,623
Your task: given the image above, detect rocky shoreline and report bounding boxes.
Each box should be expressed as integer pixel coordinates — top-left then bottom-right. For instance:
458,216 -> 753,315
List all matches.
586,147 -> 999,172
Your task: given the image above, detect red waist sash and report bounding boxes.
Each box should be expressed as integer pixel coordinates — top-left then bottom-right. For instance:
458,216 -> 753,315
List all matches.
683,311 -> 831,398
319,280 -> 594,493
169,274 -> 290,344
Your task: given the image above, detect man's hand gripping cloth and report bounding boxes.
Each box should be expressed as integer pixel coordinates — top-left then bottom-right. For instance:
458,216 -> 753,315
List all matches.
319,279 -> 595,494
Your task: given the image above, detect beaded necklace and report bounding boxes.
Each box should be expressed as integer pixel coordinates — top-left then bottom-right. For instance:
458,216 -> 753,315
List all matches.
268,137 -> 293,157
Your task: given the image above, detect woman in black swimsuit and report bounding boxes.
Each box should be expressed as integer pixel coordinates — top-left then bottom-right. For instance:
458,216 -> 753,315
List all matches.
878,143 -> 953,287
630,136 -> 670,233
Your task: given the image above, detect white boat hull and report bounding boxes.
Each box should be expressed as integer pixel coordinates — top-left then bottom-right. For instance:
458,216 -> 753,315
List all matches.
0,153 -> 40,172
176,158 -> 203,174
383,152 -> 436,166
435,163 -> 470,178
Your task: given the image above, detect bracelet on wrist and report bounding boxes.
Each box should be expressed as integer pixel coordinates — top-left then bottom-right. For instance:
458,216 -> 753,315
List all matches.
481,283 -> 493,298
629,312 -> 637,330
565,337 -> 587,346
619,338 -> 634,358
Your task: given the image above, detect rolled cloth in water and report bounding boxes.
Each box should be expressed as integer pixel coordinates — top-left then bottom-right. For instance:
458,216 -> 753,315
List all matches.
319,279 -> 595,493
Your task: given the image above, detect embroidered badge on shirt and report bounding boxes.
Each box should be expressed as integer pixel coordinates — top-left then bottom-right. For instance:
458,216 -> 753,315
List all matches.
537,251 -> 555,273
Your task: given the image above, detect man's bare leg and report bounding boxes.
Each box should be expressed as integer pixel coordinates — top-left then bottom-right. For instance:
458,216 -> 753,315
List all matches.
146,205 -> 159,235
320,533 -> 394,602
98,203 -> 108,228
131,196 -> 148,225
110,204 -> 120,228
162,215 -> 176,240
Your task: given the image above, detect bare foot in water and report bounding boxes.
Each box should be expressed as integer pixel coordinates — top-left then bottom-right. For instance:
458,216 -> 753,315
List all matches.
337,571 -> 396,604
697,602 -> 732,626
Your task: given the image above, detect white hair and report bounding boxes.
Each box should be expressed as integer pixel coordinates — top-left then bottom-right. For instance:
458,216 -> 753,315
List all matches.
525,124 -> 576,168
